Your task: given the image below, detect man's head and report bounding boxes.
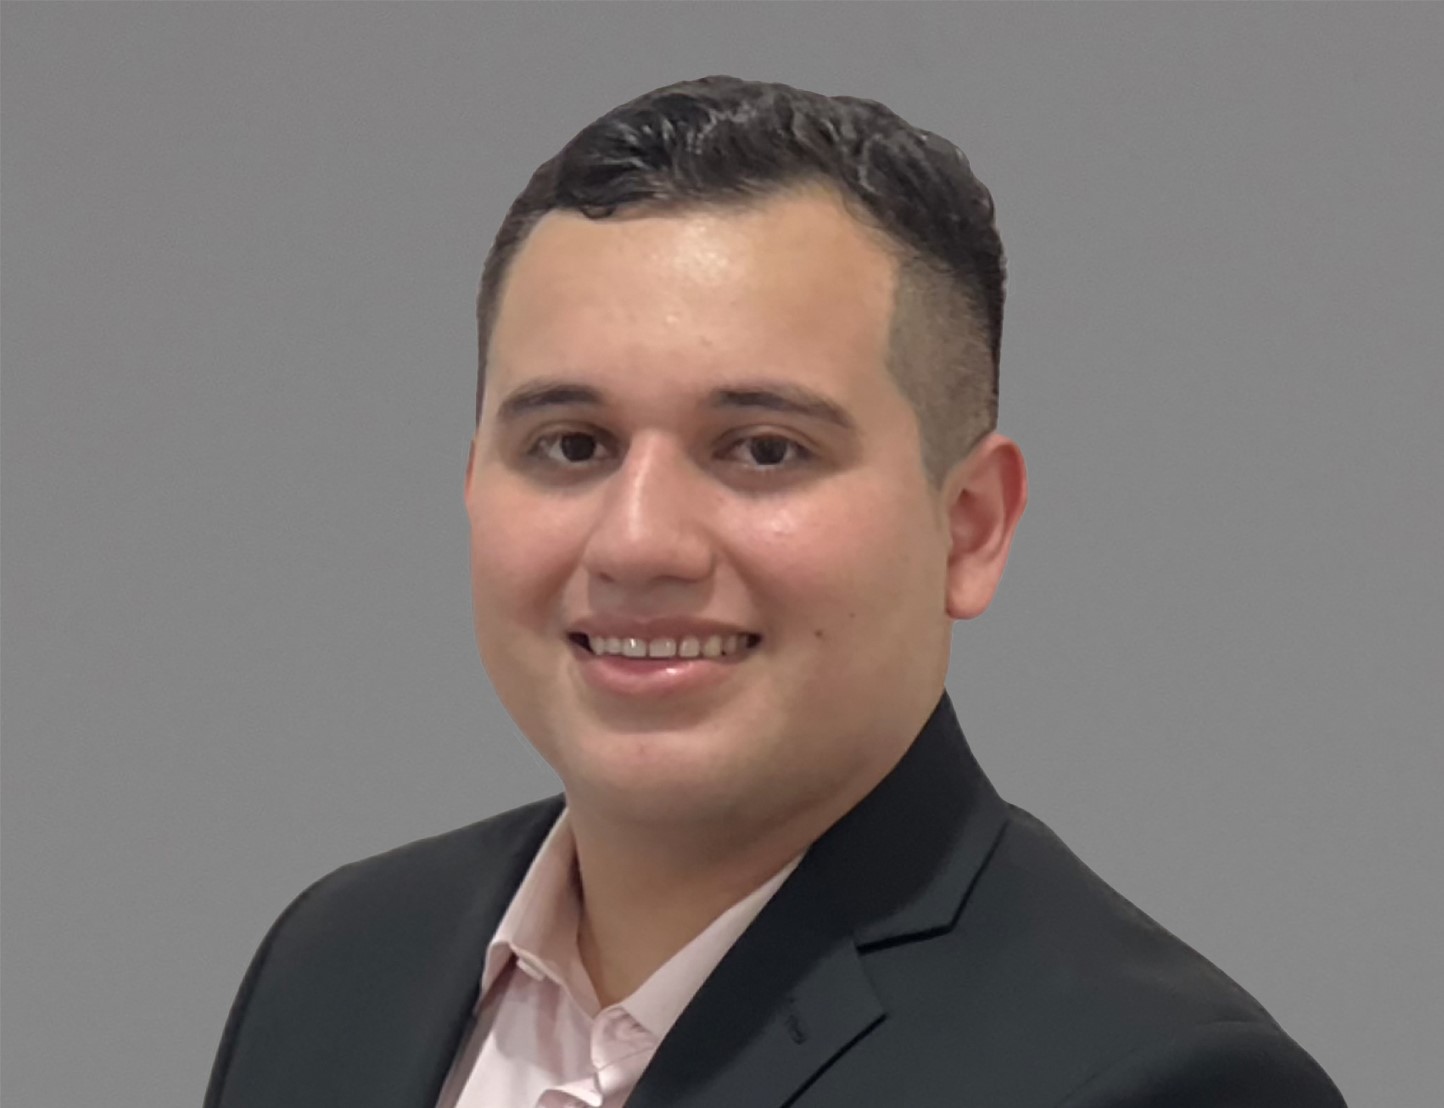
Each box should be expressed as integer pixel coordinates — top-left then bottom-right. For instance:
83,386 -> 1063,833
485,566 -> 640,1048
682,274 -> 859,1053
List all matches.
464,77 -> 1026,841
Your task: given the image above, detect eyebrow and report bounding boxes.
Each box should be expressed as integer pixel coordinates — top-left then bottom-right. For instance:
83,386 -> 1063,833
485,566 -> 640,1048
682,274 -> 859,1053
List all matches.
494,378 -> 860,434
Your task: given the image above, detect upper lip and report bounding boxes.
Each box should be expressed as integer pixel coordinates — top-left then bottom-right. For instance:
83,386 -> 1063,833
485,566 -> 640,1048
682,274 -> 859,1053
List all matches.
568,618 -> 760,641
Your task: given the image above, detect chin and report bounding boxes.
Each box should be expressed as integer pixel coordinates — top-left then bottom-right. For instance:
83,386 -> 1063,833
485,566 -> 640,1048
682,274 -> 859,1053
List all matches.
561,737 -> 757,823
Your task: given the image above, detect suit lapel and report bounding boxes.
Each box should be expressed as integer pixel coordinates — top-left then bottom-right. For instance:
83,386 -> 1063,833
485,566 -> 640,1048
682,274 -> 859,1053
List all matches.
627,857 -> 883,1108
630,690 -> 1008,1108
386,796 -> 566,1108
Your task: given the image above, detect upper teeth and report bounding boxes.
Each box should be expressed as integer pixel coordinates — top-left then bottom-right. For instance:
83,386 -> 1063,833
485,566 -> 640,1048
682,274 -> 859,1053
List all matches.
586,634 -> 753,658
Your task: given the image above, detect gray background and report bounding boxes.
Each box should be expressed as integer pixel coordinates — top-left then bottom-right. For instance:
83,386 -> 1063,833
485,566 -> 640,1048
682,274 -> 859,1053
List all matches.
2,3 -> 1440,1105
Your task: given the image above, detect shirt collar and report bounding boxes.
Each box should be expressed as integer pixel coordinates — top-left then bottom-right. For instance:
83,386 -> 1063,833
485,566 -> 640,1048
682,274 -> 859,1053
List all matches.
479,807 -> 585,1002
623,849 -> 801,1038
477,806 -> 804,1040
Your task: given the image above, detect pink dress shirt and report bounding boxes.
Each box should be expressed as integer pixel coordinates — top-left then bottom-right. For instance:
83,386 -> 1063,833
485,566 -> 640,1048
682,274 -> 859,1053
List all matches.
435,809 -> 804,1108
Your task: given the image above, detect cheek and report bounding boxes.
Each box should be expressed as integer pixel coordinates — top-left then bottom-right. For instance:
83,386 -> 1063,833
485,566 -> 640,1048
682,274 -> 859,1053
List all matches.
466,489 -> 576,615
741,487 -> 937,646
744,489 -> 913,589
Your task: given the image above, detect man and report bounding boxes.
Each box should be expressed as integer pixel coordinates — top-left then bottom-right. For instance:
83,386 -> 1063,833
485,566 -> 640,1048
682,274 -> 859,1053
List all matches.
205,76 -> 1345,1107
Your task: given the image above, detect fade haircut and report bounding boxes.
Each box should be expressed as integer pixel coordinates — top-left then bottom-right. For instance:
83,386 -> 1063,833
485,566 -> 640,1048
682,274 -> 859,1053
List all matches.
475,75 -> 1006,490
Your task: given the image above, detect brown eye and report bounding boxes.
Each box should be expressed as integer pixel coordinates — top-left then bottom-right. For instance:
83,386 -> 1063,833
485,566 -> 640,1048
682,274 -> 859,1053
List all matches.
749,438 -> 789,466
527,430 -> 610,467
731,435 -> 811,469
556,432 -> 598,463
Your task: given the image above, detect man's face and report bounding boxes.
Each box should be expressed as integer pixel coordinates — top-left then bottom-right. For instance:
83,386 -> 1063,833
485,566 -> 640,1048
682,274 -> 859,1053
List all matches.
465,187 -> 965,834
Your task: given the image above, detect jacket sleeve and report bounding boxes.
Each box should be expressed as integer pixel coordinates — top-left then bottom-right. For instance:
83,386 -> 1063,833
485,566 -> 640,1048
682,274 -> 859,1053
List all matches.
1054,1019 -> 1347,1108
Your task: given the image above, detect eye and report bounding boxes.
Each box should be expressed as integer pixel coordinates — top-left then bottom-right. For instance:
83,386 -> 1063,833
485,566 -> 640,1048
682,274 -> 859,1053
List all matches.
723,434 -> 814,470
527,430 -> 612,467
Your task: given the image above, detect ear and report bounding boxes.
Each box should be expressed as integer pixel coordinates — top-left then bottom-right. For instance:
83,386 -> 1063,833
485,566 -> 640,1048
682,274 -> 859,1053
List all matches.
941,432 -> 1028,621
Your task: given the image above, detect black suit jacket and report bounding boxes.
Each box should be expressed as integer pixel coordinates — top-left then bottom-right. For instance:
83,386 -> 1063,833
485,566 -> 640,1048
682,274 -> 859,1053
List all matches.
205,693 -> 1346,1107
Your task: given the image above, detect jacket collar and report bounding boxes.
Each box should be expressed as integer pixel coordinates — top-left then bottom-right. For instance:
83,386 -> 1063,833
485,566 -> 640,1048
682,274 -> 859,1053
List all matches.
807,687 -> 1008,948
626,688 -> 1008,1108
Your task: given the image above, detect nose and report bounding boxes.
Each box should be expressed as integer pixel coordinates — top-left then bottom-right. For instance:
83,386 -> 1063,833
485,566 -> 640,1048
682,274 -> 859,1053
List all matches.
580,432 -> 716,589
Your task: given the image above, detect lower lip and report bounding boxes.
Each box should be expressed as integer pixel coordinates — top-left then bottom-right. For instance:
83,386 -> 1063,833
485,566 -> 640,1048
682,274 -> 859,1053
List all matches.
569,638 -> 758,699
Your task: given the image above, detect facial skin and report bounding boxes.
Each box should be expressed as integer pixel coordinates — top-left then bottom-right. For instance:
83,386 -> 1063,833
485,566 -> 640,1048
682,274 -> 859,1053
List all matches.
464,185 -> 1027,871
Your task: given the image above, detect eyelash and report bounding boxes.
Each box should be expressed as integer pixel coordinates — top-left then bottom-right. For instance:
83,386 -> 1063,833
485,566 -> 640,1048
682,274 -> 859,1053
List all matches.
522,429 -> 815,475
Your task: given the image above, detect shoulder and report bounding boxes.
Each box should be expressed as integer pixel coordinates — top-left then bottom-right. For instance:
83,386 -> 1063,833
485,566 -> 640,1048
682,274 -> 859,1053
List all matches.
226,794 -> 563,1017
1054,1019 -> 1347,1107
977,804 -> 1344,1104
857,802 -> 1345,1104
229,789 -> 561,966
973,803 -> 1280,1028
282,793 -> 563,925
204,795 -> 563,1107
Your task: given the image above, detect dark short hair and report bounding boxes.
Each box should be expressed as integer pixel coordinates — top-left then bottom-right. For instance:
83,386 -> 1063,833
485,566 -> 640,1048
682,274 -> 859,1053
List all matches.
476,75 -> 1006,488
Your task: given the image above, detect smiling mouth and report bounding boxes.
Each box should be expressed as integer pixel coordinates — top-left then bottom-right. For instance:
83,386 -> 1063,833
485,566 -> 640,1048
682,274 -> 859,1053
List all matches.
568,632 -> 763,659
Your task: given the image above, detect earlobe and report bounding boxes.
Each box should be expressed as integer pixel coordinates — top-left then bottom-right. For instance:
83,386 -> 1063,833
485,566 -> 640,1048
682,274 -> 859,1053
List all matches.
943,485 -> 988,622
942,434 -> 1028,621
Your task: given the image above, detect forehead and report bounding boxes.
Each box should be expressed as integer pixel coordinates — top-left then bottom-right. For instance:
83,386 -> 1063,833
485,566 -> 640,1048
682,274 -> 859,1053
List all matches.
485,187 -> 900,407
